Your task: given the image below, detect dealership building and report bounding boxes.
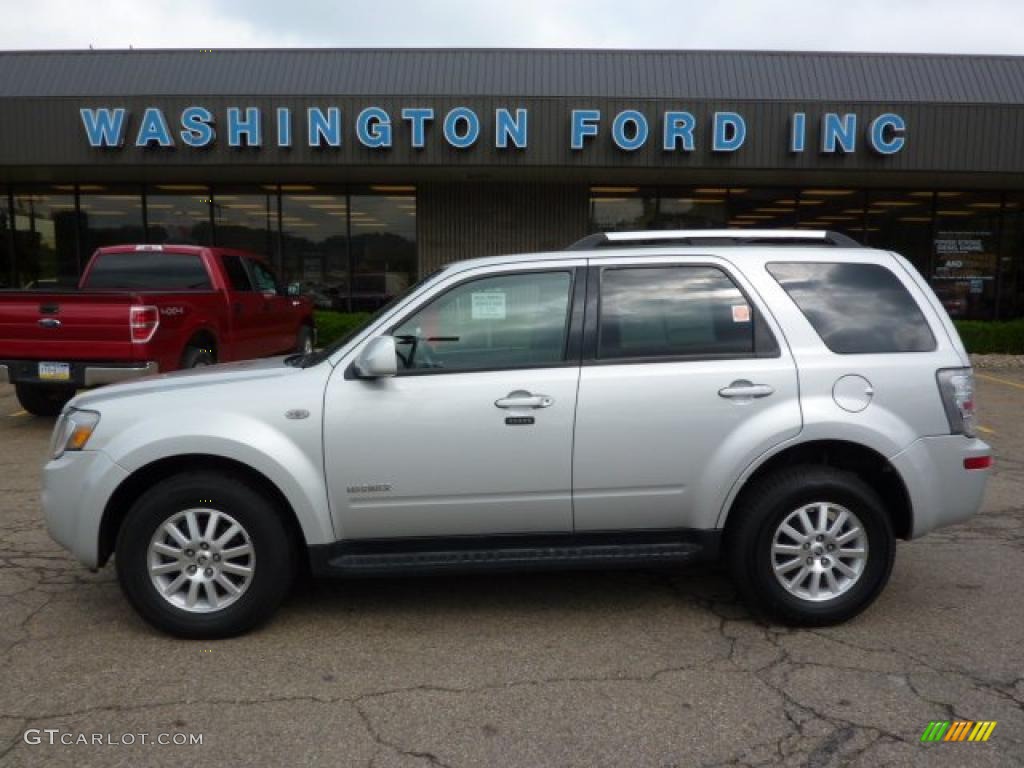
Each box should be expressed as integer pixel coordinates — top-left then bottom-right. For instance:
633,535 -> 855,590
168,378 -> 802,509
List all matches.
1,48 -> 1024,319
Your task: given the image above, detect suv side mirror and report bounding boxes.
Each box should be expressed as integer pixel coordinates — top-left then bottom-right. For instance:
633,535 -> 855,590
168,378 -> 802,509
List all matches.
286,282 -> 302,297
353,336 -> 398,379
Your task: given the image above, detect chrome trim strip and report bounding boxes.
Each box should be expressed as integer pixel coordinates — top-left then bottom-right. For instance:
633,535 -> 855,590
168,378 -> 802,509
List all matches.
83,362 -> 159,387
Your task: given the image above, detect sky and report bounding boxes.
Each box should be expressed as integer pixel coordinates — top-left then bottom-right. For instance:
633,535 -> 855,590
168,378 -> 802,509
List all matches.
1,0 -> 1023,54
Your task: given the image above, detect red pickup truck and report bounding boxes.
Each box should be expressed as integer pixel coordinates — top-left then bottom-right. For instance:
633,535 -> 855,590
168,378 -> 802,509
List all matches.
0,245 -> 315,416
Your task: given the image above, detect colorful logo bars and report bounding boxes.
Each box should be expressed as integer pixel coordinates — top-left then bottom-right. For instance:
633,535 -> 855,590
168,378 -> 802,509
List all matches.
920,721 -> 997,742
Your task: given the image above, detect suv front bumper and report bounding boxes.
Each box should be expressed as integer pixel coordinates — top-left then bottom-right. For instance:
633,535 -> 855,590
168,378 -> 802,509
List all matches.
0,360 -> 158,387
42,449 -> 128,569
890,435 -> 992,538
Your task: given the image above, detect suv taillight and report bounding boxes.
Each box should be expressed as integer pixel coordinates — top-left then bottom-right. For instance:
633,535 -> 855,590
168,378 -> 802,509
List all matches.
129,305 -> 160,344
936,368 -> 977,438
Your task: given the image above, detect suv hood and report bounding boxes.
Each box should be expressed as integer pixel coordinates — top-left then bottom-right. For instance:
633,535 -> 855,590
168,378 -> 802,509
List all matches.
70,355 -> 303,409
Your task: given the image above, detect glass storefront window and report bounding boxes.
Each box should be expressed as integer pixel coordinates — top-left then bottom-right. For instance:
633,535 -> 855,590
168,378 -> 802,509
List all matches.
281,188 -> 350,311
349,188 -> 417,311
212,189 -> 274,261
727,188 -> 798,229
795,189 -> 866,240
1000,194 -> 1024,319
146,185 -> 212,245
929,192 -> 1001,320
656,188 -> 728,229
589,187 -> 657,231
78,186 -> 145,257
866,191 -> 934,276
12,187 -> 79,287
0,191 -> 11,289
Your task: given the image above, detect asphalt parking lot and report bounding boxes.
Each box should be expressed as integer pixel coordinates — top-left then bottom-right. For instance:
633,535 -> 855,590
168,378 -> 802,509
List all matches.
0,376 -> 1022,768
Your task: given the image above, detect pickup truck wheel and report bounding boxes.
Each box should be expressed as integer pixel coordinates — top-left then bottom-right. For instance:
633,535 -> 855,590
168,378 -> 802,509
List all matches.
181,346 -> 215,368
14,383 -> 76,417
727,466 -> 895,627
115,471 -> 294,638
295,326 -> 314,355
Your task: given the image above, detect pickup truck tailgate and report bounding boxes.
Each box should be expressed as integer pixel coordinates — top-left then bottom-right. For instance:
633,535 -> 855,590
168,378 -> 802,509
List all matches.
0,292 -> 141,361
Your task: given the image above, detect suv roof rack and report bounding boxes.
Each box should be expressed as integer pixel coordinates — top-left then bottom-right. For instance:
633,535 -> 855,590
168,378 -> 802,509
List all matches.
566,229 -> 863,250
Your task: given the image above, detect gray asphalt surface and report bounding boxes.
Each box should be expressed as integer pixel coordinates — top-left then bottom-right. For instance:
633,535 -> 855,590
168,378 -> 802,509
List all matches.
0,375 -> 1022,767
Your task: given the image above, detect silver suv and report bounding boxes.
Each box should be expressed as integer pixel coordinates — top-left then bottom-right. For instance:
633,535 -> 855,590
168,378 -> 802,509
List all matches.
42,230 -> 991,638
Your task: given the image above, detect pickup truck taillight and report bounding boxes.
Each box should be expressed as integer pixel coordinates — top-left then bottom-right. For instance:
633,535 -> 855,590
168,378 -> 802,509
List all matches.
936,368 -> 977,438
129,305 -> 160,344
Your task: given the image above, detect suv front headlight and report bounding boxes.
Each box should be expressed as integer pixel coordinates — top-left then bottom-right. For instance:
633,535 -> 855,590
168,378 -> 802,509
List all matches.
49,409 -> 101,459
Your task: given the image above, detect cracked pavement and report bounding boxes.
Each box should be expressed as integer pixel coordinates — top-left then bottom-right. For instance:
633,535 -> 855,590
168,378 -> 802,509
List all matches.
0,376 -> 1022,767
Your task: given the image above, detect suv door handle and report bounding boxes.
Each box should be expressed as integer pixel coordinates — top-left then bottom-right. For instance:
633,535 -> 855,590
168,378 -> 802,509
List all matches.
495,391 -> 554,409
718,380 -> 775,399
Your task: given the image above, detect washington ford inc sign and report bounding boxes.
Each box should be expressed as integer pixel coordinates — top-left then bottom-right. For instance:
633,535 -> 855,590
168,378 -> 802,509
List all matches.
79,106 -> 907,155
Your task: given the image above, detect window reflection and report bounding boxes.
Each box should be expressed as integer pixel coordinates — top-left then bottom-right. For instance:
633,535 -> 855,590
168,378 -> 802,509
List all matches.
1000,194 -> 1024,319
212,190 -> 273,261
931,192 -> 1001,319
12,188 -> 79,287
795,189 -> 866,241
866,191 -> 934,275
281,189 -> 349,311
728,188 -> 798,228
0,194 -> 11,289
350,189 -> 416,311
656,188 -> 727,229
146,186 -> 212,245
78,187 -> 145,256
589,187 -> 657,231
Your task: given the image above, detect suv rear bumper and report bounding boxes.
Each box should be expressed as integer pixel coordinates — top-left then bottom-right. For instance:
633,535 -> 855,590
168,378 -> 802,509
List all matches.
890,435 -> 991,538
0,360 -> 158,387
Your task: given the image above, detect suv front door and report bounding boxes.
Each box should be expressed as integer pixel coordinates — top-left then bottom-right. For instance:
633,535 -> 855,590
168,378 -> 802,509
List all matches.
324,261 -> 585,539
572,256 -> 802,532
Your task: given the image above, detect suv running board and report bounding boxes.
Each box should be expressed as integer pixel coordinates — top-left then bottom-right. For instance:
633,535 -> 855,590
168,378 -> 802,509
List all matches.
308,530 -> 720,577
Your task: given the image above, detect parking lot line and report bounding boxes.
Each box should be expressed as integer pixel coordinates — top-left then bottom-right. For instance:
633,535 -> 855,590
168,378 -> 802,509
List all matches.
977,372 -> 1024,392
8,410 -> 27,417
977,425 -> 996,435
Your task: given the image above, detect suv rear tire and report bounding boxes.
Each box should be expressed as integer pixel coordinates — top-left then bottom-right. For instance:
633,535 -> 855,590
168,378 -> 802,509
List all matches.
115,471 -> 295,639
15,383 -> 76,417
728,465 -> 895,626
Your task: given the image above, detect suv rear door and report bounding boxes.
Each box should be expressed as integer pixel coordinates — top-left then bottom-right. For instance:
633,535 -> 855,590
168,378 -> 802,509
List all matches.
571,255 -> 802,532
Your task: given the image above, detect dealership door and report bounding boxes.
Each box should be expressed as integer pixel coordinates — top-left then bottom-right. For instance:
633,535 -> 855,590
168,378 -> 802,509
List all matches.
323,263 -> 585,539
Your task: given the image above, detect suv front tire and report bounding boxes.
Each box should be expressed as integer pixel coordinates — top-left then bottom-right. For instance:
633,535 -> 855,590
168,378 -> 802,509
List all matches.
115,471 -> 295,638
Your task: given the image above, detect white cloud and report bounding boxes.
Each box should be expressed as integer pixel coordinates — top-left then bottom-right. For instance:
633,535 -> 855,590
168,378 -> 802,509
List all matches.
1,0 -> 1023,54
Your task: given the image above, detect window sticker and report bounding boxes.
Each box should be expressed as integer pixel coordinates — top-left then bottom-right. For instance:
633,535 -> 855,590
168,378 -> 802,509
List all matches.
471,291 -> 507,320
732,304 -> 751,323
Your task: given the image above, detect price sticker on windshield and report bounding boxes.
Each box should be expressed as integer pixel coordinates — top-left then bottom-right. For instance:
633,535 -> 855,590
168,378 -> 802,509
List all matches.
471,291 -> 507,320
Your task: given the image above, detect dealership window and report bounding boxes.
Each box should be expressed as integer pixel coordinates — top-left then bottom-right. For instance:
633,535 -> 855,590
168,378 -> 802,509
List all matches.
349,188 -> 417,312
146,185 -> 212,245
795,189 -> 867,240
78,186 -> 146,257
0,191 -> 11,288
728,188 -> 799,229
865,191 -> 934,276
281,187 -> 349,311
928,192 -> 1001,320
589,187 -> 657,231
12,187 -> 79,287
598,266 -> 755,359
212,189 -> 275,262
656,188 -> 728,229
1000,194 -> 1024,319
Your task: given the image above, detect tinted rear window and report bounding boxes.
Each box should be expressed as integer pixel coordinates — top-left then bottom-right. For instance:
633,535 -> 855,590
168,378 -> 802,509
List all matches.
767,262 -> 936,354
85,252 -> 212,290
